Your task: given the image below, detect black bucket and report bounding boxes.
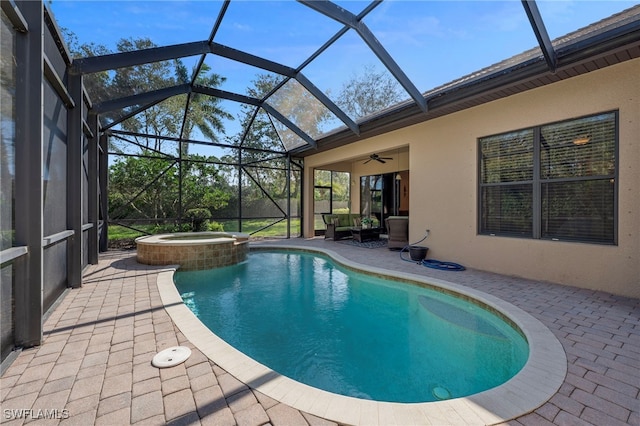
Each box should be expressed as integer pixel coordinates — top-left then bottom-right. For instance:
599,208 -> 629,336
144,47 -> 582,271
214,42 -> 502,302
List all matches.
409,245 -> 428,262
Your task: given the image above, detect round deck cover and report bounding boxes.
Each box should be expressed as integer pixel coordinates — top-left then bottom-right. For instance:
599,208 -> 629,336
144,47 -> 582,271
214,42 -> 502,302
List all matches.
152,346 -> 192,368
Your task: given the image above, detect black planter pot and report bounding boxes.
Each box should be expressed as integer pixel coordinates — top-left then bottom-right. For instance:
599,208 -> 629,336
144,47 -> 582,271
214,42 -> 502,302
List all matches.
409,245 -> 429,261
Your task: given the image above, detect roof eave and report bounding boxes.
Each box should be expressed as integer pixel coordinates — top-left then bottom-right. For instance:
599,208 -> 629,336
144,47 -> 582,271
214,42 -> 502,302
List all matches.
293,16 -> 640,158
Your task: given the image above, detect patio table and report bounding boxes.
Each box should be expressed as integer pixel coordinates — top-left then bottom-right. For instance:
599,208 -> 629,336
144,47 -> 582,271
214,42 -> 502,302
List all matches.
350,227 -> 381,243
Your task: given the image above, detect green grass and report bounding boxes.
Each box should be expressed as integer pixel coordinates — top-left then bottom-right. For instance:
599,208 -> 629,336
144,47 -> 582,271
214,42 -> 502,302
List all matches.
108,223 -> 189,240
108,225 -> 147,240
219,219 -> 301,237
108,218 -> 302,243
251,219 -> 300,237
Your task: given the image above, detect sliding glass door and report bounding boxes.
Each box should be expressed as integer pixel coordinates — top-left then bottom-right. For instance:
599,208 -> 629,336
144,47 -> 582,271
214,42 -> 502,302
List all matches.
360,173 -> 399,231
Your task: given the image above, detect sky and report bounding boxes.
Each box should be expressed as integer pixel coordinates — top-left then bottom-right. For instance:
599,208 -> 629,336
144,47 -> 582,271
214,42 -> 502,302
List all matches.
49,0 -> 639,149
50,0 -> 639,90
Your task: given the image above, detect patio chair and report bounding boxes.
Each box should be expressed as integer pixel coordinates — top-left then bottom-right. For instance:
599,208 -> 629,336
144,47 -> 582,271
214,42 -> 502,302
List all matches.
385,216 -> 409,250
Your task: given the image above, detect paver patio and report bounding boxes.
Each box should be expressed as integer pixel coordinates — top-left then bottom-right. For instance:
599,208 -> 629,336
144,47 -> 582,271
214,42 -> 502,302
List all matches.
1,238 -> 638,425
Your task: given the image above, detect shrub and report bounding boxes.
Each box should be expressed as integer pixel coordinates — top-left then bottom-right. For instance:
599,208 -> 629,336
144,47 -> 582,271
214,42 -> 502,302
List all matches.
185,208 -> 212,232
208,221 -> 224,231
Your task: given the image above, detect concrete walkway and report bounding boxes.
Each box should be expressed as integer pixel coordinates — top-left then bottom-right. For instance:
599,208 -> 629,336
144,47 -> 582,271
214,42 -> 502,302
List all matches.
1,239 -> 638,425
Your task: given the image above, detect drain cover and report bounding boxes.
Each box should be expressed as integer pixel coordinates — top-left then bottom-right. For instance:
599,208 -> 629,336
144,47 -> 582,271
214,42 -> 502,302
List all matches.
152,346 -> 192,368
432,386 -> 452,400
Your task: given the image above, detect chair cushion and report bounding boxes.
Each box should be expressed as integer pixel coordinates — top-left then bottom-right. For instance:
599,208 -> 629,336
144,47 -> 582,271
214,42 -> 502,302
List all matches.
323,213 -> 361,229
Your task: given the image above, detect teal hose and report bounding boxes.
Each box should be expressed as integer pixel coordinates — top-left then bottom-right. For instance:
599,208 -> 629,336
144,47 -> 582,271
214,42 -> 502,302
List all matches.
399,230 -> 466,271
422,259 -> 465,271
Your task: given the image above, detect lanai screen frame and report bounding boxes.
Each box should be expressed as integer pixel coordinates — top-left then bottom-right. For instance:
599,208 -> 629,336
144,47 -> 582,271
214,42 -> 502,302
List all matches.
66,0 -> 557,241
0,0 -> 603,366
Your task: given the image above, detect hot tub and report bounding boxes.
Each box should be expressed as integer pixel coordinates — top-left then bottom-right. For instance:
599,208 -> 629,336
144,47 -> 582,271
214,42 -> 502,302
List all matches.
135,232 -> 250,270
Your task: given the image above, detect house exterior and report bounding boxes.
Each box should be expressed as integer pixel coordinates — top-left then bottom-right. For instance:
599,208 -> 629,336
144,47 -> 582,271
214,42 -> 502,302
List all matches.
300,10 -> 640,299
1,1 -> 638,370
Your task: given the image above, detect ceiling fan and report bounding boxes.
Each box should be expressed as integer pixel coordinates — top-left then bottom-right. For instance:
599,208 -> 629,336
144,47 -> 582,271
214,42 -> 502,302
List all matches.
363,153 -> 393,164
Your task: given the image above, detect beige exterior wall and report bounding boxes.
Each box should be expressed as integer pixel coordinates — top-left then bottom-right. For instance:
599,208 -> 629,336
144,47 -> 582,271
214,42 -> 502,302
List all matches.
304,58 -> 640,298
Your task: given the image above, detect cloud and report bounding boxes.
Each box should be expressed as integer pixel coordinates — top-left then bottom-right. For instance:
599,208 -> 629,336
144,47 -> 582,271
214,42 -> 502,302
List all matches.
476,3 -> 528,33
536,0 -> 576,24
122,4 -> 152,15
376,14 -> 474,48
232,22 -> 253,32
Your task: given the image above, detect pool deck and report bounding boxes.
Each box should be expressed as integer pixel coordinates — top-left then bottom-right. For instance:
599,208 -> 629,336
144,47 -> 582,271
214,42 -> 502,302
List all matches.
1,237 -> 639,425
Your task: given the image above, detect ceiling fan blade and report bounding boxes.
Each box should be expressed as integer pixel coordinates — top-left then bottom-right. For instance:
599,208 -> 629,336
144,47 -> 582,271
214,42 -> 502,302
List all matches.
363,159 -> 372,164
376,159 -> 386,163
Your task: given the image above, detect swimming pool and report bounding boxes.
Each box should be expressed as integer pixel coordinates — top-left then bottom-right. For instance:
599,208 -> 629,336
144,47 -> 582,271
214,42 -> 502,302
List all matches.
157,244 -> 567,424
175,250 -> 528,403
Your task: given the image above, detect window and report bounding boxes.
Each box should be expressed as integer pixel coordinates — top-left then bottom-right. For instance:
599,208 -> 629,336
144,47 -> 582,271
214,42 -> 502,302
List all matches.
313,169 -> 350,233
1,9 -> 16,363
479,112 -> 617,244
1,10 -> 15,251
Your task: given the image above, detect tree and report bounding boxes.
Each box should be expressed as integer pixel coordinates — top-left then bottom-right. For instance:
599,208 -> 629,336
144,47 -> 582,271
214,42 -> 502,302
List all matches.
181,155 -> 232,213
65,34 -> 233,153
64,33 -> 235,222
187,63 -> 234,143
108,151 -> 231,222
215,73 -> 319,221
108,152 -> 178,221
336,64 -> 404,120
223,74 -> 308,201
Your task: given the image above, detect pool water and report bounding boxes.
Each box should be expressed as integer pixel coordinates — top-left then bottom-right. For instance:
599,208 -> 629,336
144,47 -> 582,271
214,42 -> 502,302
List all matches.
174,251 -> 529,403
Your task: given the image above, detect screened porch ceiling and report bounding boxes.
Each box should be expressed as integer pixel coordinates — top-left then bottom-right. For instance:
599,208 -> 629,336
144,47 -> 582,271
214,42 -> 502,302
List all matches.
56,1 -> 640,159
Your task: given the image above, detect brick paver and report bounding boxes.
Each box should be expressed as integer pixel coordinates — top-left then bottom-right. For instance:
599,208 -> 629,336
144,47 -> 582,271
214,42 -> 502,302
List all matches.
1,241 -> 638,425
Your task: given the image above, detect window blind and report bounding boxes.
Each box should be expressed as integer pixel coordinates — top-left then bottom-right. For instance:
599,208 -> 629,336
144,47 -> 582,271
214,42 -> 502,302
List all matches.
479,111 -> 617,244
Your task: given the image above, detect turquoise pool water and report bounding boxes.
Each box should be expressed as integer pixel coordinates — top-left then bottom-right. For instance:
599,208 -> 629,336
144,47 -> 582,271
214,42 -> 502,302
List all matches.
174,251 -> 529,403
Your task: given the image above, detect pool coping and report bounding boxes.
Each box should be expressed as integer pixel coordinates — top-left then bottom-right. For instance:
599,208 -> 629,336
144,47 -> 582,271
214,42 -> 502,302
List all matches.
135,231 -> 250,246
155,243 -> 567,426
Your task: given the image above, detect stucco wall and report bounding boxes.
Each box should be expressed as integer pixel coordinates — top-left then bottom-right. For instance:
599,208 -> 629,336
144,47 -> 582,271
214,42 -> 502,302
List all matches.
304,58 -> 639,298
